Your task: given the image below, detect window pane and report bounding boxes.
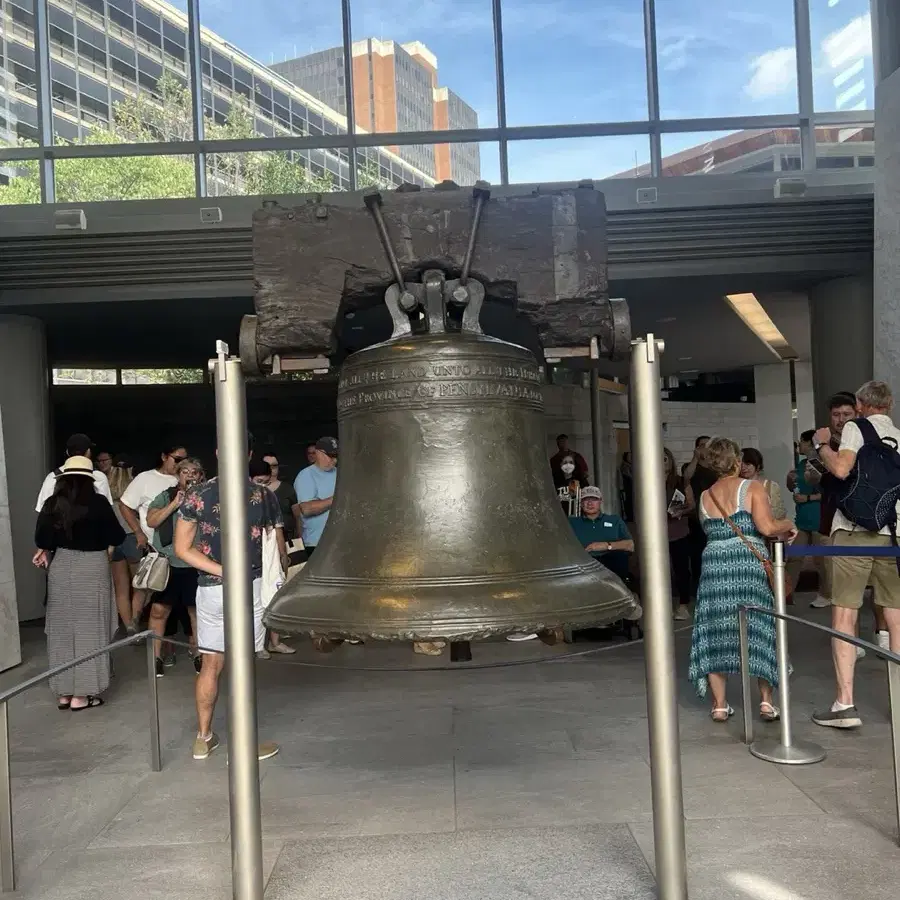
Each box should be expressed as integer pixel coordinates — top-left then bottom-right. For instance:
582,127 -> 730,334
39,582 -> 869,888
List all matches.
811,0 -> 873,112
656,2 -> 797,118
205,148 -> 351,196
202,0 -> 346,145
661,129 -> 801,176
359,141 -> 495,188
55,153 -> 195,200
41,0 -> 194,144
815,124 -> 874,169
120,368 -> 204,384
503,0 -> 646,125
1,0 -> 39,147
0,160 -> 41,205
348,0 -> 494,164
52,368 -> 117,385
509,136 -> 650,182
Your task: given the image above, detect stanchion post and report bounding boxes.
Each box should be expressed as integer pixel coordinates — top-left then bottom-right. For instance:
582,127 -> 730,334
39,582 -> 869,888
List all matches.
589,367 -> 603,487
749,541 -> 825,765
0,702 -> 14,893
213,345 -> 264,900
146,637 -> 162,772
630,335 -> 688,900
739,608 -> 753,745
887,660 -> 900,846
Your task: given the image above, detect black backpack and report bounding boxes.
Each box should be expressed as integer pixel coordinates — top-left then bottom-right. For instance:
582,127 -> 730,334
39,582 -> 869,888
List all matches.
836,418 -> 900,568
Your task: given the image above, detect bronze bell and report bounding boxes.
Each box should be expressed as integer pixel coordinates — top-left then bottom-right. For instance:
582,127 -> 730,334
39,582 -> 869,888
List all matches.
263,270 -> 637,642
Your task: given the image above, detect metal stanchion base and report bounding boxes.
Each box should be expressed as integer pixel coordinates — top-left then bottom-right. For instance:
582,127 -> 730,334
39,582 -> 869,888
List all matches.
750,738 -> 827,765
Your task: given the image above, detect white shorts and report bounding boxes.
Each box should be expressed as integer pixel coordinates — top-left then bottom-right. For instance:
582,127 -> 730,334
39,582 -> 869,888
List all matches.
195,578 -> 265,655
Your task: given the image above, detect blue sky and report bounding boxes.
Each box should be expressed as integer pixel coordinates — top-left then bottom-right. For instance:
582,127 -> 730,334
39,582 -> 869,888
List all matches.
189,0 -> 874,183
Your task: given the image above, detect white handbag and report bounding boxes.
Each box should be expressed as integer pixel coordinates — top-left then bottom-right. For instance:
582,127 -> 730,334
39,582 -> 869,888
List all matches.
132,551 -> 170,592
261,528 -> 285,606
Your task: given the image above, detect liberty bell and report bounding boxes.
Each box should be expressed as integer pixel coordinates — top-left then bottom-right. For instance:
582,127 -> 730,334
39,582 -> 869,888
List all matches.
264,249 -> 638,642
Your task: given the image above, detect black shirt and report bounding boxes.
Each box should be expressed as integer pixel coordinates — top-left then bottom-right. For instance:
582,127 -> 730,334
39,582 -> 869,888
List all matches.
690,465 -> 717,507
35,491 -> 126,552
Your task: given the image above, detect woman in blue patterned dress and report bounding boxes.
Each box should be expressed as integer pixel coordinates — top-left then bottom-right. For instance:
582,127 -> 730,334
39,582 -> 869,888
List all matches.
688,438 -> 797,722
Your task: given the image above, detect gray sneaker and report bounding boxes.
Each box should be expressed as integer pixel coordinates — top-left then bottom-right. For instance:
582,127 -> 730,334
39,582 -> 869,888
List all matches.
812,706 -> 862,728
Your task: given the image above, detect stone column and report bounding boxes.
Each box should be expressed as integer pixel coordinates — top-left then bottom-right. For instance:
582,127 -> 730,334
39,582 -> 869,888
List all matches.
753,363 -> 796,521
809,275 -> 874,417
0,316 -> 51,665
875,67 -> 900,388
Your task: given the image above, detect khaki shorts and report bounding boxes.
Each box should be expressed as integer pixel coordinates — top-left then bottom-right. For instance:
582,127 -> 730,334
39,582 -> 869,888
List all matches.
831,529 -> 900,610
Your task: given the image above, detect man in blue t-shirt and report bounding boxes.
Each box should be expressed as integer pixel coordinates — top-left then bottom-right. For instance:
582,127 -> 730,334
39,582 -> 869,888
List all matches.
294,436 -> 338,554
568,486 -> 634,582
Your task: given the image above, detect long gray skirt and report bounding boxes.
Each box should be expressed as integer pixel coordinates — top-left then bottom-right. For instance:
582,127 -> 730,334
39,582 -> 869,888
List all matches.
46,549 -> 112,697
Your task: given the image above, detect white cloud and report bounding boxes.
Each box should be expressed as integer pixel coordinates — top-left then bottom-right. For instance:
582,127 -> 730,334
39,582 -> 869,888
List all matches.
744,46 -> 796,100
821,13 -> 872,70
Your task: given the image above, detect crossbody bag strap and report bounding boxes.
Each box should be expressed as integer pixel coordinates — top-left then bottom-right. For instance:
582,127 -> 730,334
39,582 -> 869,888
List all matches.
708,487 -> 770,568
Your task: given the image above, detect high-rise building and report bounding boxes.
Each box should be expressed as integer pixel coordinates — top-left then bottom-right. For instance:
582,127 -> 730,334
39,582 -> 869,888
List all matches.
0,0 -> 435,192
273,38 -> 480,185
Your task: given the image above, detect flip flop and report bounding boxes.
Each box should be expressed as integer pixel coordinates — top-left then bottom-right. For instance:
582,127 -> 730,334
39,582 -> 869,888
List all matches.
71,696 -> 104,711
710,705 -> 734,722
760,702 -> 781,721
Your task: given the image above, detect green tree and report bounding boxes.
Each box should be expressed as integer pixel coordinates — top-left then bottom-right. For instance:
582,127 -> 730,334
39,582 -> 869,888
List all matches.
120,367 -> 204,384
0,75 -> 341,204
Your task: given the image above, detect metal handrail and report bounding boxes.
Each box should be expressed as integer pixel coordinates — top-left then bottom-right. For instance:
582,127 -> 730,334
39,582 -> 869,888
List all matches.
740,605 -> 900,666
0,629 -> 161,893
0,629 -> 154,705
738,596 -> 900,848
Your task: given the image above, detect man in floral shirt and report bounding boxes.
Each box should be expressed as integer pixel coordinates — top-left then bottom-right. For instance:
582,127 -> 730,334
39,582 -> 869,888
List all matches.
175,461 -> 283,762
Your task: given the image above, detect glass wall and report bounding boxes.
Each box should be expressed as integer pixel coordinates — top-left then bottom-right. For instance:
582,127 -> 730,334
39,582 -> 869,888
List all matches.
0,0 -> 878,205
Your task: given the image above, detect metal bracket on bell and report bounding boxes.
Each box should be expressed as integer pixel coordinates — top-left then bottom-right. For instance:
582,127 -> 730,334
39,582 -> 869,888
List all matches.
383,273 -> 486,339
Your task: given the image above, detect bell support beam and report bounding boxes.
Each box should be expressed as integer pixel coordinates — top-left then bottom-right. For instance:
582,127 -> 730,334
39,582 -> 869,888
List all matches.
630,335 -> 689,900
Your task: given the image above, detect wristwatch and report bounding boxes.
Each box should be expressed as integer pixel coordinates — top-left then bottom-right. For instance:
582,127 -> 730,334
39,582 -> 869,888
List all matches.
606,542 -> 612,552
812,435 -> 823,452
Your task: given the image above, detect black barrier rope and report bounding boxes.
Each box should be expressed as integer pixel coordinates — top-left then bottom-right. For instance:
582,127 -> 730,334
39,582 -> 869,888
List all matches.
152,626 -> 695,672
784,544 -> 900,557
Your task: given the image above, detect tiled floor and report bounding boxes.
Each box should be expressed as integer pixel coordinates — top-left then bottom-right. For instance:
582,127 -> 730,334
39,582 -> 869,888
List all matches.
2,597 -> 898,899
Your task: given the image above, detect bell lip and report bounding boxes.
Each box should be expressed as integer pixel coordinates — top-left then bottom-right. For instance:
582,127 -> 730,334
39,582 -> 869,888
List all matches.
262,597 -> 640,642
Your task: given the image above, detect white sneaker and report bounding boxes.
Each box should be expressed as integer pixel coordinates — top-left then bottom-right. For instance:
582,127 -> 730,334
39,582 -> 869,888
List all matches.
876,630 -> 890,652
856,645 -> 866,659
810,596 -> 831,608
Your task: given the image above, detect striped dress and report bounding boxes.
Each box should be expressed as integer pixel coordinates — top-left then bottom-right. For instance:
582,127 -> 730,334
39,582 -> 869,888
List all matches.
688,478 -> 778,698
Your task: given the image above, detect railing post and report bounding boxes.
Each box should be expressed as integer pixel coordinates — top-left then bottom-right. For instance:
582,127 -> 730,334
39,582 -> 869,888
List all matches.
739,607 -> 753,745
146,637 -> 162,773
630,335 -> 688,900
0,702 -> 13,893
214,346 -> 265,900
749,541 -> 826,765
887,659 -> 900,846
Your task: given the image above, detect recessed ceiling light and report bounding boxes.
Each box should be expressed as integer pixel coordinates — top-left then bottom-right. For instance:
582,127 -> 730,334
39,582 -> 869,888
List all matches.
657,316 -> 676,323
678,356 -> 692,361
681,368 -> 699,374
725,292 -> 797,361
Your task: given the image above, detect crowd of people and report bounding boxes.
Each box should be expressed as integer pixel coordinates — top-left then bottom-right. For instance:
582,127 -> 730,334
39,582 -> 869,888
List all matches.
26,379 -> 900,755
31,432 -> 340,760
665,382 -> 900,728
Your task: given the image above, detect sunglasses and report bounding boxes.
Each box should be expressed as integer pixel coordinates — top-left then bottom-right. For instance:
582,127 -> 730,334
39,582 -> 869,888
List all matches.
170,454 -> 188,463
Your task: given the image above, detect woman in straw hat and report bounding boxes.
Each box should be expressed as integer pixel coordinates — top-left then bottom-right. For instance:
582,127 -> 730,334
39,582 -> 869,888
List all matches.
34,455 -> 125,710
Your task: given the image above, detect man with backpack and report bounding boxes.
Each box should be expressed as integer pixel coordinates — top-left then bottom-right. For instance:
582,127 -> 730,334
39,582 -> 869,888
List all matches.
811,381 -> 900,729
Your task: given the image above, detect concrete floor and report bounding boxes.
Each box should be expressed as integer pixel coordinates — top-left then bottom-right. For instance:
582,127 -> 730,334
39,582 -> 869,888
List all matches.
2,596 -> 898,900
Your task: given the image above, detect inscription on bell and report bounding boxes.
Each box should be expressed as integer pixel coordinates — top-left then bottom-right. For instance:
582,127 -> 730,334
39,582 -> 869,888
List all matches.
338,379 -> 544,412
341,360 -> 542,389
